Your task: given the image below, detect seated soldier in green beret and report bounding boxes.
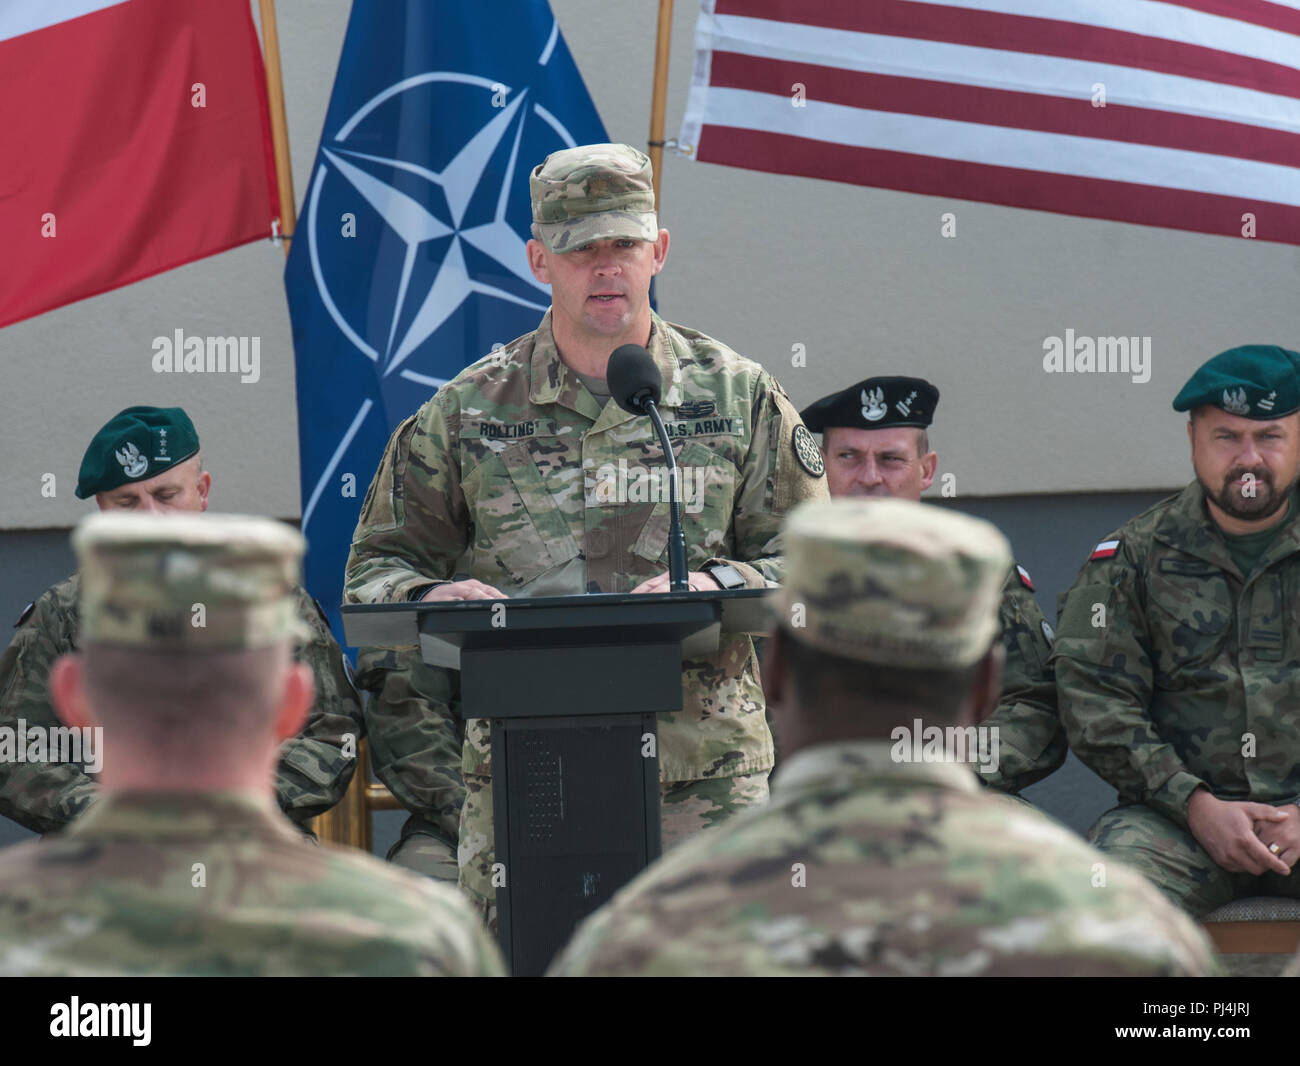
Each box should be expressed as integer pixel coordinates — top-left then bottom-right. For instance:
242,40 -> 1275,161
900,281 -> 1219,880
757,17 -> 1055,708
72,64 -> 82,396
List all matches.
0,406 -> 364,836
797,375 -> 1062,795
1056,345 -> 1300,915
0,512 -> 502,976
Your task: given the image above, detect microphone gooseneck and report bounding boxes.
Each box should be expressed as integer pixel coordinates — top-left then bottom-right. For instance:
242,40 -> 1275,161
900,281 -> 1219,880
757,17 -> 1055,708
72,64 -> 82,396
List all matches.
606,344 -> 689,592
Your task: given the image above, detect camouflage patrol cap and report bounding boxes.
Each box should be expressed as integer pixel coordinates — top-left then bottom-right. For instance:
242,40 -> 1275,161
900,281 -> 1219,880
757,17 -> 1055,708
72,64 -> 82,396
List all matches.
76,406 -> 200,499
776,498 -> 1011,669
1172,345 -> 1300,420
73,512 -> 308,650
530,143 -> 658,253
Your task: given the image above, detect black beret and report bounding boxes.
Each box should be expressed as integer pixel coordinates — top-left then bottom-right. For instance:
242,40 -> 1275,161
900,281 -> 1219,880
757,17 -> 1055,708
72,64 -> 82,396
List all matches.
800,376 -> 940,433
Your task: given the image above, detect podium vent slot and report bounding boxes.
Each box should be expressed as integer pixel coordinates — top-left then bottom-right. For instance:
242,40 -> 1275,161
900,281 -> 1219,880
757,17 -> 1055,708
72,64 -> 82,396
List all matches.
523,737 -> 563,840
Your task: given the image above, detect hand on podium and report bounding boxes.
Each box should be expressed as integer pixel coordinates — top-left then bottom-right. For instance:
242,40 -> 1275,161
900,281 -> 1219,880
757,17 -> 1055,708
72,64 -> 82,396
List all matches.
420,580 -> 507,602
630,570 -> 723,594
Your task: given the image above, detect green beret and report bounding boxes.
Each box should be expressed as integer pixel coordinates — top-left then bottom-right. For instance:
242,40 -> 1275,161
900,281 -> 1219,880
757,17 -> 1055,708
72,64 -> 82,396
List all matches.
1172,345 -> 1300,420
800,376 -> 939,433
76,406 -> 200,499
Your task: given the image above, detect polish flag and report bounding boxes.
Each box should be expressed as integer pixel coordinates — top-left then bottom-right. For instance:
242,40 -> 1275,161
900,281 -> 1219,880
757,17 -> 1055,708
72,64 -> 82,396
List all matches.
1091,539 -> 1121,560
0,0 -> 280,329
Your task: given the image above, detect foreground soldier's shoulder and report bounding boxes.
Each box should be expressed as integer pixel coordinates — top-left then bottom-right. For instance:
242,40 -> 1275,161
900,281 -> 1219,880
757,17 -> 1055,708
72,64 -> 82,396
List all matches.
321,846 -> 494,946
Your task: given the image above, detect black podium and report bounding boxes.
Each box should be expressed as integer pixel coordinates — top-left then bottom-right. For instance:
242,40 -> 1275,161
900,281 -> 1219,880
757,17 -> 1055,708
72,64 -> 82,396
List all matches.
343,588 -> 769,974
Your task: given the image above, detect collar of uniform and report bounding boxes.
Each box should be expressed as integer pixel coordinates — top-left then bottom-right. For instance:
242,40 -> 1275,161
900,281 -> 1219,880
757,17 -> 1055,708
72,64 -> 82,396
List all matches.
65,789 -> 298,842
1155,480 -> 1300,575
527,310 -> 684,421
772,738 -> 980,796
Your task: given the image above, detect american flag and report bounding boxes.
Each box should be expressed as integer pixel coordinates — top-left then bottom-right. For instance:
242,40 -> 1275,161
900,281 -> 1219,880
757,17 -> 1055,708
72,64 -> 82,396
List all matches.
679,0 -> 1300,244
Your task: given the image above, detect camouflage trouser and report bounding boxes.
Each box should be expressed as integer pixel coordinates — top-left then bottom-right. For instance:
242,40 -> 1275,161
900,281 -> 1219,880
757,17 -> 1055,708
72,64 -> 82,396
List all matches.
1089,803 -> 1300,918
458,770 -> 770,930
387,815 -> 460,884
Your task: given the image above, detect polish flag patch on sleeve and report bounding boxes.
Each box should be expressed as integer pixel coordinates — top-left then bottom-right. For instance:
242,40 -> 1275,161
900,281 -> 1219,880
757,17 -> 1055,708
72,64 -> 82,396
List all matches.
1016,565 -> 1035,591
1091,539 -> 1121,560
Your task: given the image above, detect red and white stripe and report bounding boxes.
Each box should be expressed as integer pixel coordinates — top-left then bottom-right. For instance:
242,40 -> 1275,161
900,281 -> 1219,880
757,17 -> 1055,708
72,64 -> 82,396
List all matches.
679,0 -> 1300,244
1091,538 -> 1121,559
0,0 -> 279,329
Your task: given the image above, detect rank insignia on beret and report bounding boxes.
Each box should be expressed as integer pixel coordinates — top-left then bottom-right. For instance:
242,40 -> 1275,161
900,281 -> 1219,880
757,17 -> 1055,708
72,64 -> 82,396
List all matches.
13,601 -> 34,628
1090,539 -> 1120,560
792,425 -> 825,477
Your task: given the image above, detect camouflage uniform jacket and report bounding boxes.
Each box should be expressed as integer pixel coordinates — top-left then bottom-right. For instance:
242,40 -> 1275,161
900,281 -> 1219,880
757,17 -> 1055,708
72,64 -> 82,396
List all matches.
1054,481 -> 1300,829
548,740 -> 1215,976
0,572 -> 364,833
346,309 -> 828,782
0,791 -> 504,976
980,568 -> 1064,793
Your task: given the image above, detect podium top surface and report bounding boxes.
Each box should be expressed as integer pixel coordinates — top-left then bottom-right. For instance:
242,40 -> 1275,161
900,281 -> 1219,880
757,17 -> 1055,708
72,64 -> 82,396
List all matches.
341,587 -> 772,649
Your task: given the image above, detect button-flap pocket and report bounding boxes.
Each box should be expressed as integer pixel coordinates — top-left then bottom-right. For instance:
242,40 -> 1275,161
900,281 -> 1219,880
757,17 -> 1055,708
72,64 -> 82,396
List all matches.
475,442 -> 580,587
632,441 -> 736,565
1149,567 -> 1231,636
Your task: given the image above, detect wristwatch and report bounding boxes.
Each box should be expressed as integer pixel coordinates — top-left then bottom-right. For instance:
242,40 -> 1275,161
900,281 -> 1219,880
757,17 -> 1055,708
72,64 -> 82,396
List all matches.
701,562 -> 746,590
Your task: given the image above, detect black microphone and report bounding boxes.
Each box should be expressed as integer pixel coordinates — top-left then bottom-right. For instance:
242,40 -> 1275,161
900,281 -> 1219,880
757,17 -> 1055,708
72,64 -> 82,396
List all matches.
608,344 -> 662,414
606,344 -> 689,592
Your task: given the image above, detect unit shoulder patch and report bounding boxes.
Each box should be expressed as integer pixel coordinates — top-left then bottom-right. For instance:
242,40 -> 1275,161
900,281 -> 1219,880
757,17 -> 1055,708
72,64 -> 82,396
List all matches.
792,424 -> 825,477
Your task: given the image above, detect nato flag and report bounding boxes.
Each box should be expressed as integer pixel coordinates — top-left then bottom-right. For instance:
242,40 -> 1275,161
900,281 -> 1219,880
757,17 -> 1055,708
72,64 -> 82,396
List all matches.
284,1 -> 608,644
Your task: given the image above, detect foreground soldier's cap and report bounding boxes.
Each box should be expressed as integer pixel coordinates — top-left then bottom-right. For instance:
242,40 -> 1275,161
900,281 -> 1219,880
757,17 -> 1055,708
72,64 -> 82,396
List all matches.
530,143 -> 658,253
800,376 -> 940,433
76,406 -> 200,499
1172,345 -> 1300,419
776,498 -> 1010,669
73,512 -> 308,650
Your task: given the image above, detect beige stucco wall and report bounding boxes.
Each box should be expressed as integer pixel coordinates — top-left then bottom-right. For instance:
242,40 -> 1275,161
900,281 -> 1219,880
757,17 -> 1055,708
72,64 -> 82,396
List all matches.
2,0 -> 1296,530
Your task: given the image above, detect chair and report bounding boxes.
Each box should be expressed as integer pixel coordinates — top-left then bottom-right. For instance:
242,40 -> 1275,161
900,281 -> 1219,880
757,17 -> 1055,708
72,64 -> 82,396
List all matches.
1200,896 -> 1300,954
312,738 -> 402,852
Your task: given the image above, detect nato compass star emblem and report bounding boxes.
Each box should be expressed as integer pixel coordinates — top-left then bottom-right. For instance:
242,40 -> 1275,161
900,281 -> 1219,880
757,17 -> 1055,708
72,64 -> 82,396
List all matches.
300,21 -> 585,527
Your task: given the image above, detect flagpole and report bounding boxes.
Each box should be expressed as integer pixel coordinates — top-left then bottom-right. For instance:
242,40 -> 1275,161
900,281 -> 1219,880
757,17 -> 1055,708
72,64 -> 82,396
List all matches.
648,0 -> 674,209
259,0 -> 373,849
259,0 -> 297,256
